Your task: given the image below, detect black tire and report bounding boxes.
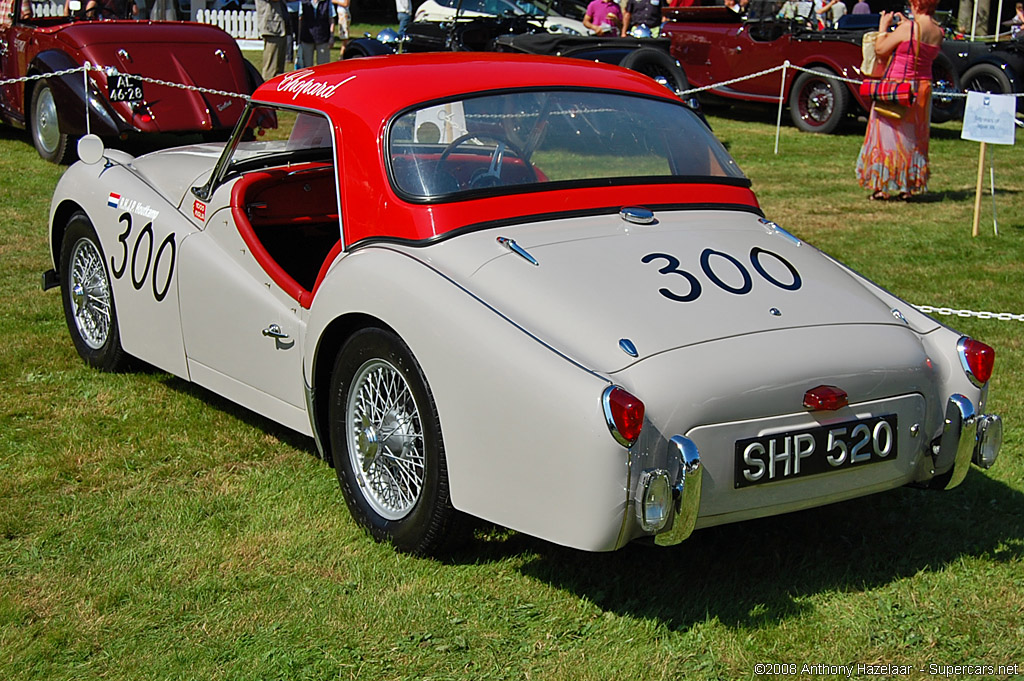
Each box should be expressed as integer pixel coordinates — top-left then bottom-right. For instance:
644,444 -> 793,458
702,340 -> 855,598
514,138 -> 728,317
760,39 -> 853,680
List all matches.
30,80 -> 76,165
618,47 -> 691,98
962,62 -> 1013,96
59,212 -> 132,371
788,66 -> 849,134
328,327 -> 466,555
930,52 -> 964,123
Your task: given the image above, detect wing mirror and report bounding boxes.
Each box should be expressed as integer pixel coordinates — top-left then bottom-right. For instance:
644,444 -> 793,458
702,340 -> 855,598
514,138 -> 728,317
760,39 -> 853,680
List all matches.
77,134 -> 105,165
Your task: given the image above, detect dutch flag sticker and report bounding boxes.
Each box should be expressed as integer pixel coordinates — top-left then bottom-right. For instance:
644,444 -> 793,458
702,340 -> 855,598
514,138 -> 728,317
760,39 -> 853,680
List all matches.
107,192 -> 120,209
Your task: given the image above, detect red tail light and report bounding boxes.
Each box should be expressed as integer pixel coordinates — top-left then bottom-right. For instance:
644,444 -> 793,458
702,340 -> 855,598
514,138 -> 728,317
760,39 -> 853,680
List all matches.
958,337 -> 995,386
602,386 -> 645,448
803,385 -> 849,411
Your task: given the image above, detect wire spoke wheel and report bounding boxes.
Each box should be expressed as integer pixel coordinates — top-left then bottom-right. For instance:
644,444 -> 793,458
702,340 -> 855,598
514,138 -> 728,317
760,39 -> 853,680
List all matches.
68,237 -> 112,350
329,327 -> 466,554
790,67 -> 847,134
346,359 -> 426,520
59,213 -> 131,371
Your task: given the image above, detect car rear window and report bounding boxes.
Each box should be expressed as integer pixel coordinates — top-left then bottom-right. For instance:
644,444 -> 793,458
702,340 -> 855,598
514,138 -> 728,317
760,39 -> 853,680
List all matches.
387,89 -> 745,200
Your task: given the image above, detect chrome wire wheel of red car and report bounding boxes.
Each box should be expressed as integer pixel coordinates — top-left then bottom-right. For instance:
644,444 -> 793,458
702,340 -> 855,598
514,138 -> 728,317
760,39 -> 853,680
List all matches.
59,213 -> 131,371
329,327 -> 466,554
30,81 -> 74,165
789,66 -> 848,134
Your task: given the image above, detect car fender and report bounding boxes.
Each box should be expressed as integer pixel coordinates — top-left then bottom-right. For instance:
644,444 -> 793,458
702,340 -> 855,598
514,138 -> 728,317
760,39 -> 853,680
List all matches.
50,158 -> 193,378
306,245 -> 632,552
29,50 -> 126,138
342,38 -> 397,59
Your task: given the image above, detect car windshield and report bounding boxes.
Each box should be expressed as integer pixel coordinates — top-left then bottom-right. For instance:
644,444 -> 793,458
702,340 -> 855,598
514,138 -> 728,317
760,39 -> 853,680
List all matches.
224,107 -> 334,174
388,89 -> 745,200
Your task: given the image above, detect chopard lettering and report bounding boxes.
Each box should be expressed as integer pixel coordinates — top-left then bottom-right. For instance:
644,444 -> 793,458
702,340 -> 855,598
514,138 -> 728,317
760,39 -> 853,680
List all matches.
276,70 -> 354,100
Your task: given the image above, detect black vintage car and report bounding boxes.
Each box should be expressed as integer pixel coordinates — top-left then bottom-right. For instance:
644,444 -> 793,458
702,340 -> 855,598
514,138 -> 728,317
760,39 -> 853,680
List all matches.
341,10 -> 696,107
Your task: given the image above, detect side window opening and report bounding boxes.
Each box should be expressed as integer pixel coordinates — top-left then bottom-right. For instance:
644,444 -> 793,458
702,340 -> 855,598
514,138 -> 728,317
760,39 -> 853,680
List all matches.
227,108 -> 341,306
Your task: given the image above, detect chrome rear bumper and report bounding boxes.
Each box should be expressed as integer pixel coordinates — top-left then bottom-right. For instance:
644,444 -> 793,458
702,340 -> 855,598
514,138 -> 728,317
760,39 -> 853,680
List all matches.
934,394 -> 1002,491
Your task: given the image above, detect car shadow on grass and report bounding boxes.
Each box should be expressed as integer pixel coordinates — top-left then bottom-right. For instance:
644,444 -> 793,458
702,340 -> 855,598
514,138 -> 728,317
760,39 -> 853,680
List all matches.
482,472 -> 1024,631
158,374 -> 323,458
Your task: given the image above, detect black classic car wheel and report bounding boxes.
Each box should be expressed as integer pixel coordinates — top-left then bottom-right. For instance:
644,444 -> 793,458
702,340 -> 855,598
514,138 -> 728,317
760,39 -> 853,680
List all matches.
930,52 -> 964,123
59,213 -> 131,371
789,66 -> 848,134
962,62 -> 1012,96
619,47 -> 691,97
31,81 -> 75,165
329,327 -> 465,554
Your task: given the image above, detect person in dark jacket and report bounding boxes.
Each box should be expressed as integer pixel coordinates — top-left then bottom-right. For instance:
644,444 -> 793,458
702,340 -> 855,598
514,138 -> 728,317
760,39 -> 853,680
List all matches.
299,0 -> 335,67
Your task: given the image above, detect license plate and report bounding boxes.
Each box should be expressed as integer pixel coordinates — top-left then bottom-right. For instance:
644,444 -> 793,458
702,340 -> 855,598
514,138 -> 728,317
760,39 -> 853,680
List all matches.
108,74 -> 144,103
735,414 -> 898,488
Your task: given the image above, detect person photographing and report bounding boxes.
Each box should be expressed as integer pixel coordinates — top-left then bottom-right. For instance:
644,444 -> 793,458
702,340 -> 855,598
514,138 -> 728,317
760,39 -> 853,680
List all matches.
856,0 -> 943,201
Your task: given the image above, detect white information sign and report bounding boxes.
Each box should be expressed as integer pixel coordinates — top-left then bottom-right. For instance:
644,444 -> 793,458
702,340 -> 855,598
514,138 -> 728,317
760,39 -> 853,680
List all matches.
961,92 -> 1017,146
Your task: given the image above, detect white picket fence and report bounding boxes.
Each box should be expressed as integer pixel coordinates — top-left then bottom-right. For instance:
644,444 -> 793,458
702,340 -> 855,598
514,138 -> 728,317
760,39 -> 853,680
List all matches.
29,2 -> 261,41
195,8 -> 260,39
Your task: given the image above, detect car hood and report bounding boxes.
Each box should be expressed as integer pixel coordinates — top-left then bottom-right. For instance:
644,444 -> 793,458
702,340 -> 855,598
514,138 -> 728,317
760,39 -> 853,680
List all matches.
418,209 -> 937,374
56,23 -> 250,132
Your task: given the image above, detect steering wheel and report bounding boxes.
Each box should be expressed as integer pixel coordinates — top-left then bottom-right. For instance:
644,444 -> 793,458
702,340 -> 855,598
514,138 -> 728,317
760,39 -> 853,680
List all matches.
81,2 -> 121,19
438,132 -> 537,189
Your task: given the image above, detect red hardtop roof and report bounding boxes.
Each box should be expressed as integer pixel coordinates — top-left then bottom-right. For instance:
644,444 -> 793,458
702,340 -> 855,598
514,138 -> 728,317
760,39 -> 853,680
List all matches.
253,52 -> 680,119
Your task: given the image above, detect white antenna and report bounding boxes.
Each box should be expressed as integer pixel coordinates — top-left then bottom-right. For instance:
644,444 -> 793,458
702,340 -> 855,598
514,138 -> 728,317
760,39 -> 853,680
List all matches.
83,61 -> 91,136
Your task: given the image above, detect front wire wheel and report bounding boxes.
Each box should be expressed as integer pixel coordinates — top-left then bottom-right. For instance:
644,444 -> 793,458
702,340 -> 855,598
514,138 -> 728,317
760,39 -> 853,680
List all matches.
329,327 -> 466,554
59,212 -> 132,371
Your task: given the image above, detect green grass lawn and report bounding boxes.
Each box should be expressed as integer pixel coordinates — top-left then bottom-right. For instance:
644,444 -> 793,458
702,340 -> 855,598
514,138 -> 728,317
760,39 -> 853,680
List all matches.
1,93 -> 1023,680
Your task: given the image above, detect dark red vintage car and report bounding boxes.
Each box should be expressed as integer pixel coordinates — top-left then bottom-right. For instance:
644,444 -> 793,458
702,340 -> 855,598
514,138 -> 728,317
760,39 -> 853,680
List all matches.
0,0 -> 259,163
661,3 -> 962,133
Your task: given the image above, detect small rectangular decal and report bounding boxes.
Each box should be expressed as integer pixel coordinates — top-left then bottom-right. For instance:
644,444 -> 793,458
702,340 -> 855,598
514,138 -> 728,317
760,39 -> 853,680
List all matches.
108,192 -> 121,209
193,200 -> 206,222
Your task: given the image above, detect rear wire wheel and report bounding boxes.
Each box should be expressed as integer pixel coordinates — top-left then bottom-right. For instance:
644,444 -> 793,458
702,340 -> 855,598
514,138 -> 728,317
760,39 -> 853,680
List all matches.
789,66 -> 848,134
328,327 -> 466,554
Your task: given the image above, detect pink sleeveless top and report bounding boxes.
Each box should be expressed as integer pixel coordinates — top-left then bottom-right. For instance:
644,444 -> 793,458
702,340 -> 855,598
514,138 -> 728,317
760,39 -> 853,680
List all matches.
888,32 -> 942,81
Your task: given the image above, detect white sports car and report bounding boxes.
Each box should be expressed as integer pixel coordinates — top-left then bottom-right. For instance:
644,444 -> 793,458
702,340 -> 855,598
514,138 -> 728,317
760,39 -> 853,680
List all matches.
45,53 -> 1002,555
413,0 -> 590,35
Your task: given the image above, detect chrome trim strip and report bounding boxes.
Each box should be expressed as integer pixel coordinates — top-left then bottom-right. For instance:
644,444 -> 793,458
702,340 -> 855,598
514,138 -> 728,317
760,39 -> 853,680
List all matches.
655,435 -> 702,546
936,393 -> 976,491
601,385 -> 634,448
303,363 -> 328,461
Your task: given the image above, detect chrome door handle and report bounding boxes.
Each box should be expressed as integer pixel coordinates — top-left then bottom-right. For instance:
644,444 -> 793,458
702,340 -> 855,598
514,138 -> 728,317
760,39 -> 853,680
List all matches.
262,323 -> 289,340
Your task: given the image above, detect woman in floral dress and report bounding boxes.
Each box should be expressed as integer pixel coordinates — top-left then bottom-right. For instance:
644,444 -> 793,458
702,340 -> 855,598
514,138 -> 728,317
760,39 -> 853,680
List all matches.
856,0 -> 943,200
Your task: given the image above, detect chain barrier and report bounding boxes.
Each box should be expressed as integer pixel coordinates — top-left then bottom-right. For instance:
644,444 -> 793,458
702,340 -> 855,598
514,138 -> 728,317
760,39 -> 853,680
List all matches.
0,63 -> 251,100
678,61 -> 1024,100
913,305 -> 1024,322
5,58 -> 1021,103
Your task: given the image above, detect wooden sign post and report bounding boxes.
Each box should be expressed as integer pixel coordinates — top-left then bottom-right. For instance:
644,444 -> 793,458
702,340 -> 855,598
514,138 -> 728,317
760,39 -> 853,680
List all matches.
961,92 -> 1016,237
